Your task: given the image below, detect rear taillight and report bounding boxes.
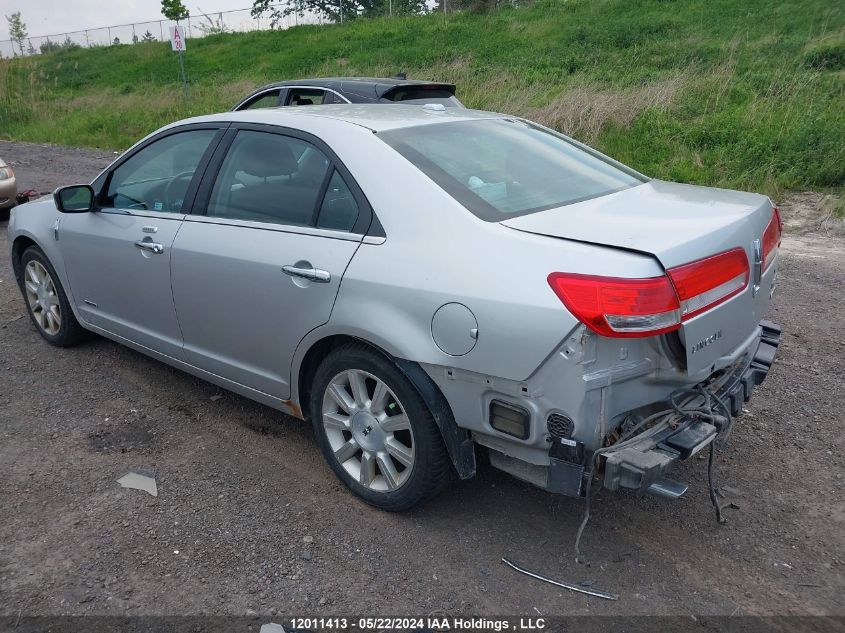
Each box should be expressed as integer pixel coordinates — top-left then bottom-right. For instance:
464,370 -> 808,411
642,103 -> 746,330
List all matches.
547,273 -> 681,338
667,248 -> 749,320
548,248 -> 750,338
761,206 -> 782,272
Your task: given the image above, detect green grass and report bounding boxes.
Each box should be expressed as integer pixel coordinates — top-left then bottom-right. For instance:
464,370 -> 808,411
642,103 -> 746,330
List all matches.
1,0 -> 843,196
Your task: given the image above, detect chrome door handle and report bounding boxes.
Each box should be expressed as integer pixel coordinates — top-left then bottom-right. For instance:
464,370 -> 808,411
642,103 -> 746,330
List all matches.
134,240 -> 164,254
282,265 -> 331,283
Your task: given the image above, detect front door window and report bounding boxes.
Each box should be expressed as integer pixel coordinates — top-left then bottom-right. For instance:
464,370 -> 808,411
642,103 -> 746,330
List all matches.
102,130 -> 217,213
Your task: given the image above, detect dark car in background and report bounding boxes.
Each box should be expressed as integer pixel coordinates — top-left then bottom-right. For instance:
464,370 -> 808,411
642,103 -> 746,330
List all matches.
232,77 -> 463,111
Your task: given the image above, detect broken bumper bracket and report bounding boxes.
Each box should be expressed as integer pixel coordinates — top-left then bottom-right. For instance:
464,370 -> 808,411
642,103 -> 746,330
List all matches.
601,320 -> 781,496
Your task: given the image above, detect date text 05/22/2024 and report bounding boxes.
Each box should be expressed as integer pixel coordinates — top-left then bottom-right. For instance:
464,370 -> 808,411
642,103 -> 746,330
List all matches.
287,617 -> 547,631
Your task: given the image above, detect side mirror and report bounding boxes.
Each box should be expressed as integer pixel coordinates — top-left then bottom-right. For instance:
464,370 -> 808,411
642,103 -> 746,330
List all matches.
54,184 -> 95,213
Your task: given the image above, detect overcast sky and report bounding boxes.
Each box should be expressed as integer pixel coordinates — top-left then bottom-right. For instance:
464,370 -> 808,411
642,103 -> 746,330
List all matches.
2,0 -> 255,40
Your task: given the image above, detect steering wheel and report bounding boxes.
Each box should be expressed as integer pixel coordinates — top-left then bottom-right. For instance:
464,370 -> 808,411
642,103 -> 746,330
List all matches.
163,171 -> 195,211
117,192 -> 148,210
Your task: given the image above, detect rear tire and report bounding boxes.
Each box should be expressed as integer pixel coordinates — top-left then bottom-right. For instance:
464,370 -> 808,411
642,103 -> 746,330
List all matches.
20,246 -> 87,347
310,342 -> 452,511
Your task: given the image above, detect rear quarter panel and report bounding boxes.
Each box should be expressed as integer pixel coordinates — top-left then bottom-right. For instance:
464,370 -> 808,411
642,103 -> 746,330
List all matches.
293,120 -> 667,384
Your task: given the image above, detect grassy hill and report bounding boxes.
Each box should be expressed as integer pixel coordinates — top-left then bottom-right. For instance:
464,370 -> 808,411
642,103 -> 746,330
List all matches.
1,0 -> 843,197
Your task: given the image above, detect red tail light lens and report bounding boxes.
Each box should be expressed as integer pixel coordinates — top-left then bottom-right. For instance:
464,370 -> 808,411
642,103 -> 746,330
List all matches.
667,248 -> 750,320
761,207 -> 782,272
548,249 -> 750,338
547,273 -> 681,337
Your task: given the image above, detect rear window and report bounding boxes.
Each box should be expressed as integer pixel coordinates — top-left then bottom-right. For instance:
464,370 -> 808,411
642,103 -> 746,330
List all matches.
379,119 -> 646,221
383,87 -> 463,108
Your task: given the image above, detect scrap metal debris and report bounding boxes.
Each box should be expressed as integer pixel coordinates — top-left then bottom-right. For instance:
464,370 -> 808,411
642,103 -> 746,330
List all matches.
501,557 -> 618,601
116,471 -> 158,497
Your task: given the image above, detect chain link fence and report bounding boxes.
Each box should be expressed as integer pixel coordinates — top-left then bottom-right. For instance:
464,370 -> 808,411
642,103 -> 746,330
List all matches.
0,2 -> 326,59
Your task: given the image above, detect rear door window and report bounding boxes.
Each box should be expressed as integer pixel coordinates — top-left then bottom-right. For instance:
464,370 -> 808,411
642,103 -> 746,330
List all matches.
285,89 -> 327,106
207,130 -> 331,226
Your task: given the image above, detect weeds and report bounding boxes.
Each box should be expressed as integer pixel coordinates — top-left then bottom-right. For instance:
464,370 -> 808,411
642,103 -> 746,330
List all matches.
0,0 -> 842,195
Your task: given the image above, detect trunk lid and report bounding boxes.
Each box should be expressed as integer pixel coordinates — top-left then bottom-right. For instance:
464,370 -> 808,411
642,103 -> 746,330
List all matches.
502,180 -> 778,373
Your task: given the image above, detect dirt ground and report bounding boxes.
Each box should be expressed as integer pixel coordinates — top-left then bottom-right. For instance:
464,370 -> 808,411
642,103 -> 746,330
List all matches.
0,140 -> 843,619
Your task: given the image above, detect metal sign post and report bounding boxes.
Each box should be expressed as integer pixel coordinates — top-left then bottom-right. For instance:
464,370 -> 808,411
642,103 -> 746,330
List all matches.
169,25 -> 189,100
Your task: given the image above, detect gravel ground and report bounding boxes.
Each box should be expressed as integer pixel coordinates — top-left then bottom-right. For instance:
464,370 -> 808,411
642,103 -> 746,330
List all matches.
0,140 -> 843,618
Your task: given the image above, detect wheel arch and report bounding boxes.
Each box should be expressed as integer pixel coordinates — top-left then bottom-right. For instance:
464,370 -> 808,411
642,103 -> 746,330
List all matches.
11,235 -> 38,284
294,332 -> 476,480
11,232 -> 87,326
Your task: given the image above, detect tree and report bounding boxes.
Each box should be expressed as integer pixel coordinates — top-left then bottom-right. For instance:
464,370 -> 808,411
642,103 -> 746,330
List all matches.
132,33 -> 139,44
161,0 -> 189,22
112,37 -> 121,45
5,12 -> 27,56
251,0 -> 426,26
26,38 -> 35,55
141,30 -> 157,42
195,9 -> 229,35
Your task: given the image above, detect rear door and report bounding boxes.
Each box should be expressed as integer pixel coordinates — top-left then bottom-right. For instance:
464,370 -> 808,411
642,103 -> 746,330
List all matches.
170,124 -> 370,399
60,125 -> 224,358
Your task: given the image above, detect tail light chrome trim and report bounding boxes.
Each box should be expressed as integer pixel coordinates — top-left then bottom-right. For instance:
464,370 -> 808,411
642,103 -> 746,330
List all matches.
667,247 -> 750,321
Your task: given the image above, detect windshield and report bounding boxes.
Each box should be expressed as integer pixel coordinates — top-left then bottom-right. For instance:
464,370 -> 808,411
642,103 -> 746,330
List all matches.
379,119 -> 646,220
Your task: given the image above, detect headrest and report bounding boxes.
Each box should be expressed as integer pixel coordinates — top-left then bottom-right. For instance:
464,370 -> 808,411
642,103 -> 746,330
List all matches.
236,133 -> 298,178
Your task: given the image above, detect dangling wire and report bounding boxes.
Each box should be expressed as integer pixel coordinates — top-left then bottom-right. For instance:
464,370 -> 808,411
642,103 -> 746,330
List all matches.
574,462 -> 596,565
707,440 -> 726,524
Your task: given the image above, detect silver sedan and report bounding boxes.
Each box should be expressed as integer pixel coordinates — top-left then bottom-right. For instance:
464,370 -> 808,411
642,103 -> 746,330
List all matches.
7,105 -> 780,511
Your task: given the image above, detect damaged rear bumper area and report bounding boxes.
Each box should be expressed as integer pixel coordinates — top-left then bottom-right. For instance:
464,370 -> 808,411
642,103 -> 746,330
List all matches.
550,320 -> 781,498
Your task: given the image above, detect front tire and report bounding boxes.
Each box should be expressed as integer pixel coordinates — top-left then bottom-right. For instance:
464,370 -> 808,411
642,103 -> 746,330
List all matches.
310,343 -> 452,511
20,246 -> 87,347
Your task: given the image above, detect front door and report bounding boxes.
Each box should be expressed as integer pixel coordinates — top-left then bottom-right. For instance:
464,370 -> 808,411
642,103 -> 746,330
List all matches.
60,127 -> 221,358
171,128 -> 368,398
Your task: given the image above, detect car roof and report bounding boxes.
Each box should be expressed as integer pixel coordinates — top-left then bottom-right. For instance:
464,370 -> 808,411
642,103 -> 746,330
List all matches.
182,104 -> 509,133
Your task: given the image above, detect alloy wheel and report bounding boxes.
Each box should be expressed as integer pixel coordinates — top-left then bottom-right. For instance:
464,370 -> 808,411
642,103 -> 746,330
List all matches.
24,260 -> 62,336
321,369 -> 415,492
